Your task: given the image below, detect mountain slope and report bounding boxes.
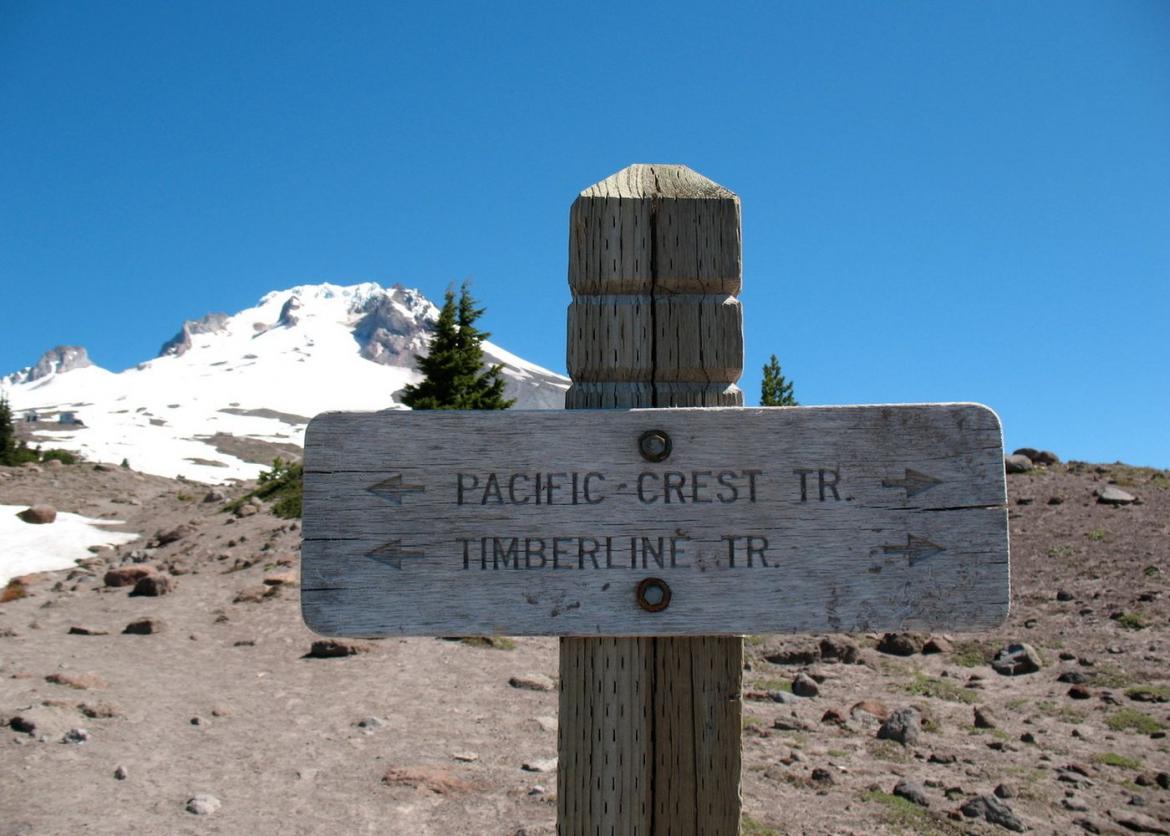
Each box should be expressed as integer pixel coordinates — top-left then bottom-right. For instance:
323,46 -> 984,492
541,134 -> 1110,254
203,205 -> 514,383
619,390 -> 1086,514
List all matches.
3,282 -> 567,482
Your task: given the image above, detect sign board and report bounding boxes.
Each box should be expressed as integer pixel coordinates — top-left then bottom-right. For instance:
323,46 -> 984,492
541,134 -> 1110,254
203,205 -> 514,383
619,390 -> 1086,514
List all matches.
300,404 -> 1009,637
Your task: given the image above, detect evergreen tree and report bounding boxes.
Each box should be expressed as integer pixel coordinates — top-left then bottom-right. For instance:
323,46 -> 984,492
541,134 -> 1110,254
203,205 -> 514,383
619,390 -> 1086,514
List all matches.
0,396 -> 15,465
760,354 -> 798,406
400,283 -> 514,410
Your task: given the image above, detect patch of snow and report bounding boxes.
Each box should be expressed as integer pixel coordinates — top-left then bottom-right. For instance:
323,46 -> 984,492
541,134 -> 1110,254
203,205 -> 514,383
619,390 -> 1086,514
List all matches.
0,505 -> 139,585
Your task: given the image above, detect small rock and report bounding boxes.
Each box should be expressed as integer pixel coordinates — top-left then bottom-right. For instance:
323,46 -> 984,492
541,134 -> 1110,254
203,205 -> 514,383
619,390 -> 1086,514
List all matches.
154,524 -> 194,546
382,765 -> 475,794
305,639 -> 371,658
122,617 -> 165,635
17,505 -> 57,524
995,783 -> 1016,799
821,708 -> 848,726
535,716 -> 558,733
1068,685 -> 1092,700
960,794 -> 1026,832
893,779 -> 929,806
773,715 -> 811,732
79,702 -> 122,719
509,673 -> 555,692
356,717 -> 384,729
850,699 -> 890,723
973,705 -> 997,729
103,566 -> 156,588
452,752 -> 479,762
1063,796 -> 1089,811
528,785 -> 545,796
763,646 -> 819,665
877,707 -> 922,746
1059,671 -> 1089,684
186,794 -> 221,815
67,625 -> 109,636
203,490 -> 227,503
233,585 -> 276,604
521,757 -> 558,773
1048,496 -> 1065,505
10,716 -> 36,734
991,643 -> 1043,676
922,636 -> 953,655
818,636 -> 860,664
929,752 -> 957,765
792,673 -> 819,698
1111,811 -> 1169,834
1005,454 -> 1033,474
114,765 -> 128,780
810,767 -> 833,784
262,572 -> 297,587
1156,773 -> 1170,790
1057,590 -> 1075,602
45,672 -> 107,690
130,574 -> 173,597
62,727 -> 89,744
211,706 -> 233,718
877,632 -> 924,656
1097,486 -> 1137,506
235,503 -> 258,518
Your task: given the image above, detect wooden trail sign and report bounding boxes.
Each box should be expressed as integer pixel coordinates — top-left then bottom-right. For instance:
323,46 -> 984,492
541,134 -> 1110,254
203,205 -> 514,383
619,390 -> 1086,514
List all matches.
300,404 -> 1009,637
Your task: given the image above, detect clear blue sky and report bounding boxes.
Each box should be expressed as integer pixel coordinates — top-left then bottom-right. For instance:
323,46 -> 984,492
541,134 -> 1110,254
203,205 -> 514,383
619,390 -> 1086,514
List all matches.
2,1 -> 1168,466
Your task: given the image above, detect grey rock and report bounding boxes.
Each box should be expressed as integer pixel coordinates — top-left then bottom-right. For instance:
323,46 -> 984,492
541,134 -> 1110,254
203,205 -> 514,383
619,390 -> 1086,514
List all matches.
12,346 -> 93,383
992,643 -> 1043,676
818,636 -> 860,664
185,794 -> 221,816
1005,454 -> 1034,474
62,727 -> 89,744
521,757 -> 558,773
129,574 -> 173,597
114,765 -> 128,780
122,617 -> 166,635
995,783 -> 1016,799
877,707 -> 922,746
791,673 -> 819,698
1097,486 -> 1137,506
877,632 -> 924,656
974,705 -> 997,729
893,779 -> 929,806
159,314 -> 229,358
960,794 -> 1026,832
1063,797 -> 1089,812
1111,811 -> 1169,833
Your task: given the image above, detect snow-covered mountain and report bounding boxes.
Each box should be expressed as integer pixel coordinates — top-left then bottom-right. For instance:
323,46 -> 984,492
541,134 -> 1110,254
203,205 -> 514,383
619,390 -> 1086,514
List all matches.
3,283 -> 567,483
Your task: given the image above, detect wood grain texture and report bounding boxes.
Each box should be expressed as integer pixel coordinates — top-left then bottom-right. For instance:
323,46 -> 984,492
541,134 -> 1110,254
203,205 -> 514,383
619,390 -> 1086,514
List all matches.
300,405 -> 1009,636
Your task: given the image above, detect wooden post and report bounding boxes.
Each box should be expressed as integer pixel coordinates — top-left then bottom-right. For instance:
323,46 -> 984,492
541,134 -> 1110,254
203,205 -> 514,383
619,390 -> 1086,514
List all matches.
558,164 -> 744,834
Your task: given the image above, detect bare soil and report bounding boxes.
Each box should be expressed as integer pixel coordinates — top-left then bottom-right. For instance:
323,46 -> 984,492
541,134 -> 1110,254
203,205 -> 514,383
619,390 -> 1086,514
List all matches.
0,458 -> 1167,835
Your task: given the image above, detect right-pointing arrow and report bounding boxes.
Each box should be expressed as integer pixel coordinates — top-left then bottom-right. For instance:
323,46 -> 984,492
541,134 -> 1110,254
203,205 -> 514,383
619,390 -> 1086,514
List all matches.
366,540 -> 426,570
881,468 -> 942,498
882,535 -> 946,566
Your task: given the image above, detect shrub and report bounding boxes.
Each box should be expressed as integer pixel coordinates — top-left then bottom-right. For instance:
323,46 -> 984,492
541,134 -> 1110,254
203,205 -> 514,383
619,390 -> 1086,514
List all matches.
40,449 -> 78,465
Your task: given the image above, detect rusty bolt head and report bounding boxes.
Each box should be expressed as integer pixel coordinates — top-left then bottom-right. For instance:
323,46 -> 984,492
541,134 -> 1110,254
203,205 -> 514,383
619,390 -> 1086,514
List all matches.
638,430 -> 671,463
636,577 -> 671,612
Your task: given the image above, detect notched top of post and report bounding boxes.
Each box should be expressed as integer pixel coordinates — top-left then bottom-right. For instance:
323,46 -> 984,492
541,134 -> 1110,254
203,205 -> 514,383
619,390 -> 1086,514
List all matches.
579,164 -> 736,201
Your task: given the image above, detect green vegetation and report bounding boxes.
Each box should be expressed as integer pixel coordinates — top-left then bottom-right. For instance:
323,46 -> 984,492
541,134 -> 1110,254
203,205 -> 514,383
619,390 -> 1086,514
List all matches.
0,397 -> 39,466
40,448 -> 79,464
227,457 -> 304,519
760,354 -> 797,406
952,640 -> 996,667
400,283 -> 514,410
905,673 -> 979,704
1046,545 -> 1074,558
1106,708 -> 1166,735
458,636 -> 516,650
1145,565 -> 1162,577
1115,612 -> 1148,630
751,677 -> 793,693
861,790 -> 957,834
740,814 -> 781,836
1093,751 -> 1143,770
1088,528 -> 1108,542
1125,686 -> 1170,703
1035,700 -> 1087,724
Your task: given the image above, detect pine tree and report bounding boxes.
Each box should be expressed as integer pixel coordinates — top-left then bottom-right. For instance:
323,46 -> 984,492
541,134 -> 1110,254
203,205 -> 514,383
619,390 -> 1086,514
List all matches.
760,354 -> 797,406
400,283 -> 514,410
0,396 -> 15,465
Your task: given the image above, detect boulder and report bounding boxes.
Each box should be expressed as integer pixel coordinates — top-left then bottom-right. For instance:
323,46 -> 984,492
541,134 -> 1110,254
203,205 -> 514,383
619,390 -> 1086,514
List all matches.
818,636 -> 861,664
877,707 -> 922,746
104,566 -> 156,588
130,574 -> 173,597
877,632 -> 924,656
185,794 -> 221,815
1096,486 -> 1137,506
1004,454 -> 1033,474
991,643 -> 1043,676
791,673 -> 819,698
17,505 -> 57,524
893,779 -> 929,807
960,795 -> 1026,832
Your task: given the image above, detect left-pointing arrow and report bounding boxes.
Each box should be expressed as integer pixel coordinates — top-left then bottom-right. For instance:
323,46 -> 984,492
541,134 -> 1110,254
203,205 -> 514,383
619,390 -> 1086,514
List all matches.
882,535 -> 945,566
368,474 -> 426,505
367,540 -> 425,570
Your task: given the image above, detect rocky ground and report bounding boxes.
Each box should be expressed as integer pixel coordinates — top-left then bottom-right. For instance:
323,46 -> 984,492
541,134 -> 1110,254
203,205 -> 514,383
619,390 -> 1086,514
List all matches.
0,455 -> 1167,835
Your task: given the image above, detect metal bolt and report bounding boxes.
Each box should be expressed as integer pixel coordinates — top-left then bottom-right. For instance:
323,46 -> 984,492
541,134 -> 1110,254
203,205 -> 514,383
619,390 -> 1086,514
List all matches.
638,429 -> 672,463
636,577 -> 671,612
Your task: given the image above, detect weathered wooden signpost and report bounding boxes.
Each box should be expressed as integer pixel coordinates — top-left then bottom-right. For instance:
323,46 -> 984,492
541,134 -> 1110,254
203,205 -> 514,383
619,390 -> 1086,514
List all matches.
301,164 -> 1010,835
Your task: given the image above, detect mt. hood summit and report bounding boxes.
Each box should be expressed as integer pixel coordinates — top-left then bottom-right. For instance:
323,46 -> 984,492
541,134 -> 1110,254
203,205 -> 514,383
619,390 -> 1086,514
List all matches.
4,282 -> 567,482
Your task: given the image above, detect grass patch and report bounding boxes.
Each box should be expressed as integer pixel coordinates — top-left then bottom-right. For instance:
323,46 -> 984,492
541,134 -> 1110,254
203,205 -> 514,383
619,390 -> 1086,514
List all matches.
1087,528 -> 1108,542
1035,700 -> 1087,724
861,790 -> 959,834
751,677 -> 793,693
1046,545 -> 1075,558
1145,565 -> 1162,577
1094,751 -> 1143,769
745,634 -> 768,647
1115,612 -> 1149,630
869,739 -> 913,763
740,814 -> 781,836
905,673 -> 979,704
1107,708 -> 1166,735
458,636 -> 516,650
1088,666 -> 1133,689
951,640 -> 995,668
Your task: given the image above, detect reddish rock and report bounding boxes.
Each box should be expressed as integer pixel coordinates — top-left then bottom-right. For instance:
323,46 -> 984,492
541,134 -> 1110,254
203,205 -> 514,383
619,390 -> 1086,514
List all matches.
104,566 -> 156,588
233,585 -> 278,604
382,765 -> 477,795
922,636 -> 953,655
17,505 -> 57,524
45,672 -> 108,690
850,700 -> 891,723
